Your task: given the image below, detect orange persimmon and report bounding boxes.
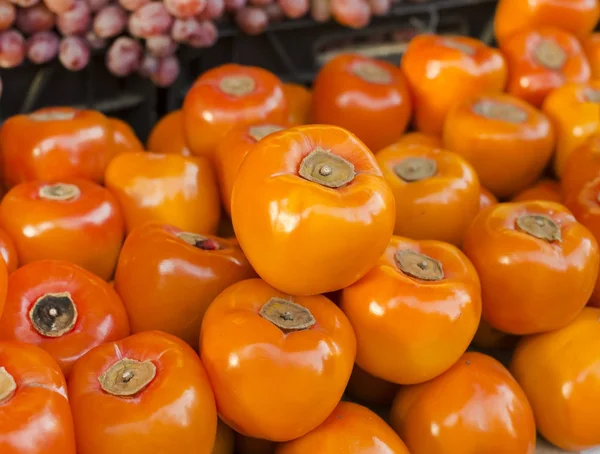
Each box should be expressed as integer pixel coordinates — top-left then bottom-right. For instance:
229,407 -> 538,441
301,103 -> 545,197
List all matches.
0,179 -> 124,280
109,117 -> 143,154
561,133 -> 600,198
501,27 -> 591,108
231,124 -> 395,295
463,201 -> 599,334
0,227 -> 18,273
512,179 -> 562,203
443,92 -> 554,198
388,132 -> 443,150
69,331 -> 217,454
376,143 -> 480,246
401,34 -> 507,136
147,109 -> 192,156
345,365 -> 399,406
479,186 -> 498,211
390,352 -> 536,454
105,151 -> 220,234
183,64 -> 288,161
311,54 -> 412,152
283,83 -> 311,125
199,278 -> 356,441
582,33 -> 600,80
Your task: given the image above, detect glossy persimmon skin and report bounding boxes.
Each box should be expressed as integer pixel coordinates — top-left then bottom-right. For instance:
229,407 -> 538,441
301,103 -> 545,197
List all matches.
231,125 -> 395,296
512,179 -> 562,203
390,352 -> 536,454
345,365 -> 399,406
283,83 -> 311,125
69,331 -> 217,454
401,35 -> 507,136
479,186 -> 497,211
0,260 -> 129,377
114,223 -> 255,347
389,132 -> 443,150
463,201 -> 599,334
147,110 -> 192,156
562,134 -> 600,198
376,144 -> 480,246
341,236 -> 481,385
105,151 -> 220,234
183,64 -> 288,161
199,278 -> 356,442
494,0 -> 599,47
0,179 -> 125,280
276,401 -> 410,454
0,227 -> 18,273
443,92 -> 555,198
512,307 -> 600,451
311,54 -> 412,152
582,33 -> 600,80
0,107 -> 117,188
109,118 -> 143,154
501,27 -> 591,108
0,341 -> 77,454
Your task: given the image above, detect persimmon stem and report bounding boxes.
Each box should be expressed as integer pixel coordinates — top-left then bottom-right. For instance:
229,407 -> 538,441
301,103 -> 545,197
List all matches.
219,75 -> 255,96
29,292 -> 78,338
443,38 -> 475,56
38,183 -> 81,201
259,298 -> 316,332
98,358 -> 157,397
298,148 -> 355,188
473,100 -> 527,123
515,214 -> 562,242
395,250 -> 444,281
352,61 -> 392,84
394,157 -> 437,182
534,40 -> 566,70
249,125 -> 284,142
176,232 -> 220,250
0,367 -> 16,403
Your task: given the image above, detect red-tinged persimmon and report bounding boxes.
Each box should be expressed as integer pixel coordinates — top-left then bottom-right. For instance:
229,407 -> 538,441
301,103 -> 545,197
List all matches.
231,125 -> 395,295
236,435 -> 276,454
471,318 -> 519,350
443,92 -> 555,198
0,260 -> 129,377
69,331 -> 217,454
147,109 -> 192,156
479,186 -> 497,211
340,236 -> 481,384
199,278 -> 356,441
501,27 -> 591,108
376,143 -> 480,246
562,134 -> 600,198
276,401 -> 410,454
183,64 -> 288,161
283,83 -> 311,125
494,0 -> 599,47
109,117 -> 143,154
213,419 -> 235,454
512,179 -> 562,203
511,308 -> 600,451
214,122 -> 287,216
388,131 -> 443,150
0,107 -> 117,188
0,179 -> 124,280
463,201 -> 599,334
345,364 -> 399,406
114,223 -> 255,347
105,151 -> 220,234
0,341 -> 77,454
401,34 -> 507,136
311,54 -> 412,152
390,352 -> 536,454
0,227 -> 18,273
582,33 -> 600,80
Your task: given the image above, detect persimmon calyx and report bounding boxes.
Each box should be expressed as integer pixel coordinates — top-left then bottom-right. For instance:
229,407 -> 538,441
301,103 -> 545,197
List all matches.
249,125 -> 284,141
29,110 -> 76,122
395,250 -> 444,281
29,292 -> 78,338
176,232 -> 220,250
584,88 -> 600,103
38,183 -> 81,201
0,367 -> 16,403
299,148 -> 355,188
260,297 -> 316,332
394,157 -> 437,182
352,61 -> 392,84
473,100 -> 528,123
516,214 -> 562,242
98,358 -> 157,397
534,39 -> 567,70
442,38 -> 475,56
219,75 -> 255,96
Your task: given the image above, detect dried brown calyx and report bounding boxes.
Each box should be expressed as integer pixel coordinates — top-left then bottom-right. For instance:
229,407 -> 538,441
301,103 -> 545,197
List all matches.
249,125 -> 284,142
299,147 -> 355,188
29,292 -> 78,338
395,249 -> 444,281
38,183 -> 81,201
351,61 -> 392,85
534,39 -> 567,70
219,75 -> 256,97
394,157 -> 437,182
516,214 -> 562,242
473,100 -> 528,123
98,358 -> 157,397
176,232 -> 220,250
259,297 -> 316,332
0,367 -> 16,403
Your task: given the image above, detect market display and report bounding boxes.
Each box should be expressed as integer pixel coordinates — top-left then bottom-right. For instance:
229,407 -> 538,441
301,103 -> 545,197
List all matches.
0,0 -> 600,452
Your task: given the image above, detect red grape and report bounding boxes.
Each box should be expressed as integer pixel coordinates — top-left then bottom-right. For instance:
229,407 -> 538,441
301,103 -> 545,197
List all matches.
86,0 -> 110,12
311,0 -> 330,21
138,51 -> 158,77
171,17 -> 216,48
16,3 -> 55,34
106,36 -> 142,76
129,2 -> 172,38
196,0 -> 223,19
10,0 -> 40,8
57,0 -> 91,35
93,4 -> 127,38
43,0 -> 74,14
368,0 -> 389,15
331,0 -> 370,28
279,0 -> 308,18
85,29 -> 106,48
235,6 -> 267,35
146,34 -> 178,57
0,1 -> 15,31
0,28 -> 24,67
263,2 -> 283,20
26,30 -> 59,64
150,54 -> 179,86
224,0 -> 245,11
164,0 -> 206,18
118,0 -> 147,11
59,35 -> 89,70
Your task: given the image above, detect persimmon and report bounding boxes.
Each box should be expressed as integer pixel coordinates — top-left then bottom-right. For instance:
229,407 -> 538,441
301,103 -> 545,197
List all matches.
183,64 -> 288,161
562,133 -> 600,198
276,401 -> 410,454
443,92 -> 554,198
109,117 -> 143,154
105,151 -> 220,234
512,179 -> 562,203
0,260 -> 129,377
389,131 -> 443,150
311,54 -> 412,152
199,278 -> 356,441
147,109 -> 192,156
511,307 -> 600,451
231,124 -> 395,295
390,352 -> 536,454
0,107 -> 117,187
341,236 -> 481,384
213,419 -> 235,454
0,227 -> 18,273
345,364 -> 399,406
214,122 -> 287,216
582,33 -> 600,80
376,143 -> 480,246
0,341 -> 76,454
463,201 -> 599,334
471,318 -> 519,350
401,34 -> 507,136
283,83 -> 311,125
114,223 -> 255,347
69,331 -> 217,454
501,27 -> 591,108
479,186 -> 497,211
0,179 -> 124,280
494,0 -> 599,47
